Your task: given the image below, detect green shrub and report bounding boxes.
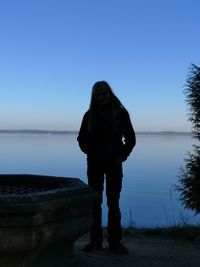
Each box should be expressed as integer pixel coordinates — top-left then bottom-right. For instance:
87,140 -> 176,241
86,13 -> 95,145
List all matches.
177,64 -> 200,214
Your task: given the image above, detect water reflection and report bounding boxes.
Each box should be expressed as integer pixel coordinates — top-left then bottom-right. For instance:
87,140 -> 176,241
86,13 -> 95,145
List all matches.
0,133 -> 199,227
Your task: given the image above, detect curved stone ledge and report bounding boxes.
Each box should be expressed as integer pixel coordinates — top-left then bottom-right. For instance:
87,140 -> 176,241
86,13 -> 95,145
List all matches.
0,174 -> 97,267
0,174 -> 91,202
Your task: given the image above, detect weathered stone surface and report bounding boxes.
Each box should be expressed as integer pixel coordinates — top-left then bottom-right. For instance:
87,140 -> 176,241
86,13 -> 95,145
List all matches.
0,174 -> 97,267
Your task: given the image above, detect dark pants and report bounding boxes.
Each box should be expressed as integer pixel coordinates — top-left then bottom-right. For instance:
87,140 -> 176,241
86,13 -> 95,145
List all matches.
87,159 -> 123,245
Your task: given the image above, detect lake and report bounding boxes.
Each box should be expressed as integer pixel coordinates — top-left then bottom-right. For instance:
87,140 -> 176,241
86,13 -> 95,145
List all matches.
0,133 -> 199,227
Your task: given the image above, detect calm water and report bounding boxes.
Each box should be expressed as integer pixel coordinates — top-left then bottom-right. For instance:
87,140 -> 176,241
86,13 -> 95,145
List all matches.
0,133 -> 199,227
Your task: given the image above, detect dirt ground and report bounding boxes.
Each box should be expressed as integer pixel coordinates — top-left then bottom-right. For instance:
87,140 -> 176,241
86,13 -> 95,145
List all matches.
74,232 -> 200,267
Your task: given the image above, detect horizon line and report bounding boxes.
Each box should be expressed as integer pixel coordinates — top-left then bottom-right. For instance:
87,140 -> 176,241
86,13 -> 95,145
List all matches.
0,129 -> 192,135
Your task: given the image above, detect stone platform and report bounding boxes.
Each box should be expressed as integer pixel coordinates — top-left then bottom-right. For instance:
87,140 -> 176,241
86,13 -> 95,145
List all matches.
0,174 -> 97,267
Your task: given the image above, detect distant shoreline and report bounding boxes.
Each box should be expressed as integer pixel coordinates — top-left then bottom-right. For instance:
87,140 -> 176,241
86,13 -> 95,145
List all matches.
0,130 -> 78,135
0,130 -> 192,135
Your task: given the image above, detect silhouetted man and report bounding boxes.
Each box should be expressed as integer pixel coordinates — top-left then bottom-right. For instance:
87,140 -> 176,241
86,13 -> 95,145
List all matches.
77,81 -> 136,254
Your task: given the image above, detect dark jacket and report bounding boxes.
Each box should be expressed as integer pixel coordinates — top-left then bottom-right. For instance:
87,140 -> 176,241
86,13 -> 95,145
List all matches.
77,107 -> 136,163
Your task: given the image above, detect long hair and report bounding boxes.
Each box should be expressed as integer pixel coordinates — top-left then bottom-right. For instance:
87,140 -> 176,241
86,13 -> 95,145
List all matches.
88,81 -> 125,133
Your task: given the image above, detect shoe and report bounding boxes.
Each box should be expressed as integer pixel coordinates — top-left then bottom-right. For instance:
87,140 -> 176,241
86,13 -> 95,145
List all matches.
109,242 -> 129,254
83,242 -> 102,253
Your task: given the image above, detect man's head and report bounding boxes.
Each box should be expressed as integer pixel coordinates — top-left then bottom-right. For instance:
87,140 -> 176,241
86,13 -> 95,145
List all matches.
92,81 -> 112,107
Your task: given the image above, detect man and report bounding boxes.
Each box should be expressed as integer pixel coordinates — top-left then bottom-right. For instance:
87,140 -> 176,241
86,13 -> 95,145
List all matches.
77,81 -> 136,254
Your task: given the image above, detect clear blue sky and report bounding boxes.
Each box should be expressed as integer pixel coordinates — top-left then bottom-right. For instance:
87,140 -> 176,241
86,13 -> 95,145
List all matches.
0,0 -> 199,131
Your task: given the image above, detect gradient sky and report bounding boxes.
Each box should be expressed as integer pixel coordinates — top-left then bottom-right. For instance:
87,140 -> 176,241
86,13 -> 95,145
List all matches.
0,0 -> 200,131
